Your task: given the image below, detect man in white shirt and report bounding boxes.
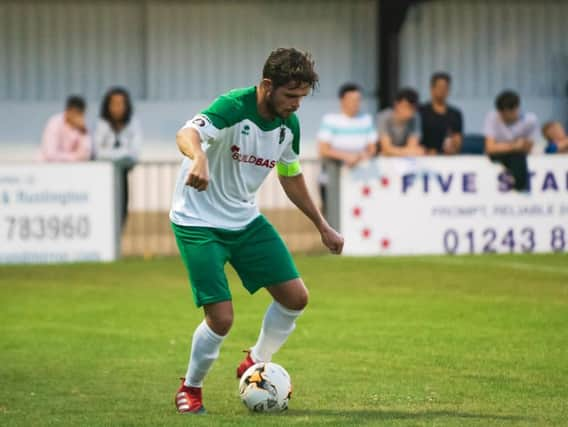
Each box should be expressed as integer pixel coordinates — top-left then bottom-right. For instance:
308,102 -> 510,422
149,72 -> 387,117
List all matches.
317,83 -> 377,224
484,90 -> 538,191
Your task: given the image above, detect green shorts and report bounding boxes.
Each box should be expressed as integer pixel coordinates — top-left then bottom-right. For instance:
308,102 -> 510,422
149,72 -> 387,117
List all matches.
171,215 -> 300,307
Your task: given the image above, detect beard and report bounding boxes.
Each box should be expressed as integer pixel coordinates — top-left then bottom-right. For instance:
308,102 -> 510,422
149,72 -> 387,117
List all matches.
266,92 -> 289,119
265,93 -> 279,117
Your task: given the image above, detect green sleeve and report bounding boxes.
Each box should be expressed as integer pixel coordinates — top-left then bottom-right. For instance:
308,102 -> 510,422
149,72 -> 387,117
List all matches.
201,95 -> 244,130
286,114 -> 301,155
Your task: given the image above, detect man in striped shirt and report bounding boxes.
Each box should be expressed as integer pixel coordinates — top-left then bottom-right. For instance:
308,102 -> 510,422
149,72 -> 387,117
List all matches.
317,83 -> 377,224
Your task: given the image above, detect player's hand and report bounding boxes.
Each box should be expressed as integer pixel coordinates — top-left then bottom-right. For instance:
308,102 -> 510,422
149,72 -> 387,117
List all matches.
186,154 -> 209,191
319,223 -> 344,255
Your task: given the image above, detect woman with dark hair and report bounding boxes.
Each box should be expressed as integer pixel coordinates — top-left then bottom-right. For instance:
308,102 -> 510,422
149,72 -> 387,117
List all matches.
94,87 -> 142,228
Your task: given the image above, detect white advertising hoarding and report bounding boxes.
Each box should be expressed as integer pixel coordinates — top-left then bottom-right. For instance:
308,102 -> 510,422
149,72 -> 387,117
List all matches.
0,162 -> 119,263
341,156 -> 568,256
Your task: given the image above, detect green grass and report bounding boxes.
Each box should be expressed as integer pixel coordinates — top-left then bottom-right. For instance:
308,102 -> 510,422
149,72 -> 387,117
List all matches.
1,254 -> 567,426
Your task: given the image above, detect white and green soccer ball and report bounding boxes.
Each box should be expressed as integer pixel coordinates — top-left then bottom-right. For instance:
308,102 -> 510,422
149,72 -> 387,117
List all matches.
238,362 -> 292,412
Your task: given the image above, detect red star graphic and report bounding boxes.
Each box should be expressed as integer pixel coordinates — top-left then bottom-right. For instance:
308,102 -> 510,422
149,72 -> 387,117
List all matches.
362,228 -> 371,239
352,207 -> 362,217
380,238 -> 390,249
362,186 -> 371,197
380,176 -> 390,188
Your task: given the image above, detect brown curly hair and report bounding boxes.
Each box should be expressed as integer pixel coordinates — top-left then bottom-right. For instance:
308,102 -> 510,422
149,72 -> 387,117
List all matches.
262,48 -> 319,91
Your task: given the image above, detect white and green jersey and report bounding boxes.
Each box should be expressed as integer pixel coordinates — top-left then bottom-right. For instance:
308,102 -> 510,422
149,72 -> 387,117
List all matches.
170,86 -> 302,230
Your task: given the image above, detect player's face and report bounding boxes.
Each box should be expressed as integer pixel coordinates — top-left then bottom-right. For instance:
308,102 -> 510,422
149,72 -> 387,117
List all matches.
267,81 -> 311,119
340,91 -> 362,117
431,79 -> 449,103
109,94 -> 127,122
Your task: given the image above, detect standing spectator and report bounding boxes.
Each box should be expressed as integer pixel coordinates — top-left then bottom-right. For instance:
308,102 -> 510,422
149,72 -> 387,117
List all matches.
93,87 -> 142,228
318,83 -> 377,166
484,90 -> 538,191
378,88 -> 424,156
40,95 -> 91,162
419,72 -> 463,155
317,83 -> 377,224
542,121 -> 568,153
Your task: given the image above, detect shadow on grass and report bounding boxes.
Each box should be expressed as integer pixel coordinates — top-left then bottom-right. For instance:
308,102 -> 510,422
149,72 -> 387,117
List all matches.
284,409 -> 530,423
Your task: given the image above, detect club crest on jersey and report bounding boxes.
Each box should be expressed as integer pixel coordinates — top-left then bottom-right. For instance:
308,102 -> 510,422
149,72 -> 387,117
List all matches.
241,124 -> 251,136
231,145 -> 276,169
279,127 -> 286,144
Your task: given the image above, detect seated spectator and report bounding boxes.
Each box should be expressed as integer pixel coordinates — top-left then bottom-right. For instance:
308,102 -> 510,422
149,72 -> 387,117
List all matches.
378,88 -> 424,156
93,87 -> 142,228
419,72 -> 463,155
484,90 -> 538,191
318,83 -> 376,166
40,95 -> 91,162
542,121 -> 568,154
317,83 -> 377,225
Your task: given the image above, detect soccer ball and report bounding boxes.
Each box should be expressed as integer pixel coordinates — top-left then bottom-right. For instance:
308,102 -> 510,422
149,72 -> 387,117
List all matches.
238,362 -> 292,412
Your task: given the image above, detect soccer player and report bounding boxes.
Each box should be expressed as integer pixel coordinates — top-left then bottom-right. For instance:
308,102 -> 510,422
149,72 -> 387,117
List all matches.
170,48 -> 344,414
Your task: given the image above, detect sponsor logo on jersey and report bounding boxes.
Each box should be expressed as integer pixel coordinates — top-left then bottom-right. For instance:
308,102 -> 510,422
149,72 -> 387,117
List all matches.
230,145 -> 276,169
241,125 -> 251,136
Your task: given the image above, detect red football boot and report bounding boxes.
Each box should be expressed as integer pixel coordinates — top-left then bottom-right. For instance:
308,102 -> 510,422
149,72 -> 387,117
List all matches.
174,378 -> 206,414
236,350 -> 257,379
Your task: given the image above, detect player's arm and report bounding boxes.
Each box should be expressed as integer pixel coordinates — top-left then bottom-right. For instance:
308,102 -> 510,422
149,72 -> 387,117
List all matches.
176,127 -> 209,191
278,170 -> 344,255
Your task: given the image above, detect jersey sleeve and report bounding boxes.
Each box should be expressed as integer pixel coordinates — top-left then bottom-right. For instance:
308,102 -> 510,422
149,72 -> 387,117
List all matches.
180,95 -> 242,142
277,115 -> 302,177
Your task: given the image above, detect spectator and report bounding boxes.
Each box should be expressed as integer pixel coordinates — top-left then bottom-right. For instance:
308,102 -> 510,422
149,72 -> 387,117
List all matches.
419,72 -> 463,154
378,88 -> 424,156
318,83 -> 376,166
40,95 -> 91,162
93,87 -> 142,227
542,121 -> 568,154
484,90 -> 538,191
317,83 -> 377,222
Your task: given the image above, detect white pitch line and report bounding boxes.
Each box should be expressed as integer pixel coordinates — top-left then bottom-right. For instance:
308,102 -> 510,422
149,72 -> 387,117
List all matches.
412,257 -> 568,276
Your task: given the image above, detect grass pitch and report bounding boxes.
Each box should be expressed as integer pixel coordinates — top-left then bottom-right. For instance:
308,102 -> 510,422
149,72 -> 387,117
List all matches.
1,254 -> 567,426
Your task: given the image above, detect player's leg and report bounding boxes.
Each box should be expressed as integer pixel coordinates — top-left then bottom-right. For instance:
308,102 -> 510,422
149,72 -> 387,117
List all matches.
229,215 -> 305,375
185,301 -> 233,387
171,222 -> 233,413
249,278 -> 308,363
176,301 -> 233,414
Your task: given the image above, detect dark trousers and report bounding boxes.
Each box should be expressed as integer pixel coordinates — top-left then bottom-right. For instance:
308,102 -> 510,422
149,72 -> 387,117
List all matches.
490,153 -> 529,191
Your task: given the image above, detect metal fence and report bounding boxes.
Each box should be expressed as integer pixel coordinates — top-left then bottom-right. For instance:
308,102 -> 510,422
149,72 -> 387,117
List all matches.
121,159 -> 324,257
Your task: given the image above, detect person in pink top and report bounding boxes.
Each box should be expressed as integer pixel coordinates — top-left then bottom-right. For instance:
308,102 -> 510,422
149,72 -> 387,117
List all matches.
40,96 -> 92,162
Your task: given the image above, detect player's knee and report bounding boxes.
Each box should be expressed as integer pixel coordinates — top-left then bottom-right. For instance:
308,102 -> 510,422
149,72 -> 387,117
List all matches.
207,313 -> 233,336
296,287 -> 309,311
287,286 -> 309,311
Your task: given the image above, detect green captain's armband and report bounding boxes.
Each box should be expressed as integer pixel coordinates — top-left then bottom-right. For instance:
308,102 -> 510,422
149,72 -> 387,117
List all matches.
277,161 -> 302,177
